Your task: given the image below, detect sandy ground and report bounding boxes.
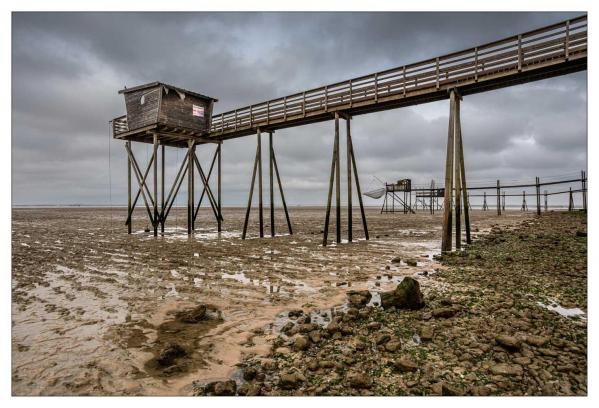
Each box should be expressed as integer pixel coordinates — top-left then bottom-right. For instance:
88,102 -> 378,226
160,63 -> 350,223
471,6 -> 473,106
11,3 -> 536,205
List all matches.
11,206 -> 531,395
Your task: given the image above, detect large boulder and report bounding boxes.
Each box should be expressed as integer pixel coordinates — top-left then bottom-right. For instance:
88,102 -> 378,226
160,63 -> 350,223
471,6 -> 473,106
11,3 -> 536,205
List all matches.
380,277 -> 425,310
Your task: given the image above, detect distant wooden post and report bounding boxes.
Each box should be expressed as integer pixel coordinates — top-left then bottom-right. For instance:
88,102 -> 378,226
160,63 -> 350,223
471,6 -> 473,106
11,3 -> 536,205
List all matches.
535,176 -> 541,215
544,190 -> 548,211
580,170 -> 587,212
127,141 -> 132,234
441,90 -> 456,252
161,144 -> 165,234
569,187 -> 574,211
521,191 -> 527,211
502,191 -> 505,212
496,180 -> 501,216
483,192 -> 488,211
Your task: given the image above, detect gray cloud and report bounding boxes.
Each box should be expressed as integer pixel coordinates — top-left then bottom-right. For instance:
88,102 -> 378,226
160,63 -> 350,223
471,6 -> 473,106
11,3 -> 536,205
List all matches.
12,12 -> 586,209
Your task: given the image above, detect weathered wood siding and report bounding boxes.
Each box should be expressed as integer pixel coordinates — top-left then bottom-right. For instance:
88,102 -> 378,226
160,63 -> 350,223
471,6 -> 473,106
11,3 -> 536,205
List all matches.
124,86 -> 161,131
158,88 -> 213,132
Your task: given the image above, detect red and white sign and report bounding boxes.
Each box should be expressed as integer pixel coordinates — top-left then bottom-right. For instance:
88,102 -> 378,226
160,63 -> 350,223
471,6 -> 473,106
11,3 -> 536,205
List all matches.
192,105 -> 204,118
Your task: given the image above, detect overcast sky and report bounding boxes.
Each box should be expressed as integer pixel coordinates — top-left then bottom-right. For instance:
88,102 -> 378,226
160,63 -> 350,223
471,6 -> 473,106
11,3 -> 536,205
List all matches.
12,12 -> 587,208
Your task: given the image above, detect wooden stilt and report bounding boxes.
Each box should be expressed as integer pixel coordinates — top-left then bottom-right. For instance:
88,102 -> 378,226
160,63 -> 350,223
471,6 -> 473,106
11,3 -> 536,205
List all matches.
346,117 -> 352,242
269,132 -> 275,237
272,147 -> 293,235
335,113 -> 341,244
544,190 -> 548,211
581,170 -> 587,212
441,90 -> 456,252
242,141 -> 260,239
127,141 -> 132,234
568,188 -> 574,211
454,138 -> 462,250
187,139 -> 194,234
153,134 -> 158,237
323,116 -> 339,246
161,144 -> 165,234
258,130 -> 264,238
218,143 -> 222,232
347,123 -> 369,240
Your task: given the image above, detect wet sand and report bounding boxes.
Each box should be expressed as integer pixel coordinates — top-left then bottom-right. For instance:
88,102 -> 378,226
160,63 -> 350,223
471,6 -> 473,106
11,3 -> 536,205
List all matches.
11,207 -> 530,395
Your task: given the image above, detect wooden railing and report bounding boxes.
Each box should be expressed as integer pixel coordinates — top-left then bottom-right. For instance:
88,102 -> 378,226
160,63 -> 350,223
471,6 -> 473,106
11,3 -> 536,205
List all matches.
112,115 -> 129,136
209,15 -> 586,137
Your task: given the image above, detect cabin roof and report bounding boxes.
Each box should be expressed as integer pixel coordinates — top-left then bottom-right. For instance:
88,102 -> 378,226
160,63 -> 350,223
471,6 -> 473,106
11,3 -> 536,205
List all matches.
118,81 -> 218,102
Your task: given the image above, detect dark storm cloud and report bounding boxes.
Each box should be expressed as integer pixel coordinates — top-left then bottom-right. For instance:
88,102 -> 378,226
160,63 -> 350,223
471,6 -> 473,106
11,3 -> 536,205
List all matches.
12,11 -> 586,207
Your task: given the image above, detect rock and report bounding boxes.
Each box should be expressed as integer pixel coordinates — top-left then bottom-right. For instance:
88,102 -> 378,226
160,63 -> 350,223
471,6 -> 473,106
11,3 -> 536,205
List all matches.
394,356 -> 418,372
442,383 -> 463,396
156,343 -> 186,366
366,322 -> 381,331
176,305 -> 207,323
489,363 -> 523,376
495,335 -> 521,351
279,372 -> 305,390
385,340 -> 402,352
243,367 -> 257,381
326,321 -> 340,333
380,277 -> 425,310
576,230 -> 587,237
391,256 -> 402,263
308,330 -> 321,343
280,321 -> 295,334
513,357 -> 531,365
524,335 -> 550,347
293,335 -> 310,351
298,323 -> 318,333
432,306 -> 459,318
307,360 -> 319,371
288,309 -> 304,318
347,290 -> 372,308
213,380 -> 237,396
406,259 -> 418,267
538,348 -> 558,357
347,372 -> 372,389
420,326 -> 434,341
375,333 -> 391,345
318,360 -> 335,369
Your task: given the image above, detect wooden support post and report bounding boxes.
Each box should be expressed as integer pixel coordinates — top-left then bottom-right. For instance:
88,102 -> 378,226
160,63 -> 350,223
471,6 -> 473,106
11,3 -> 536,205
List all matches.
454,145 -> 462,250
272,146 -> 293,235
258,129 -> 264,238
348,125 -> 369,240
191,143 -> 196,231
187,139 -> 194,234
335,113 -> 341,244
269,132 -> 275,237
441,90 -> 456,252
127,141 -> 132,234
323,114 -> 339,246
153,134 -> 158,237
544,190 -> 548,211
483,192 -> 487,211
502,191 -> 505,212
218,143 -> 222,232
161,144 -> 165,234
497,180 -> 501,216
536,176 -> 541,216
454,94 -> 470,244
346,117 -> 352,242
242,141 -> 260,239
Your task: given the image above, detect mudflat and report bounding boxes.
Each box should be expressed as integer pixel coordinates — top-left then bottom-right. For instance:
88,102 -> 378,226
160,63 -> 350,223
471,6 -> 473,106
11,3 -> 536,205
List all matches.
12,207 -> 548,395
